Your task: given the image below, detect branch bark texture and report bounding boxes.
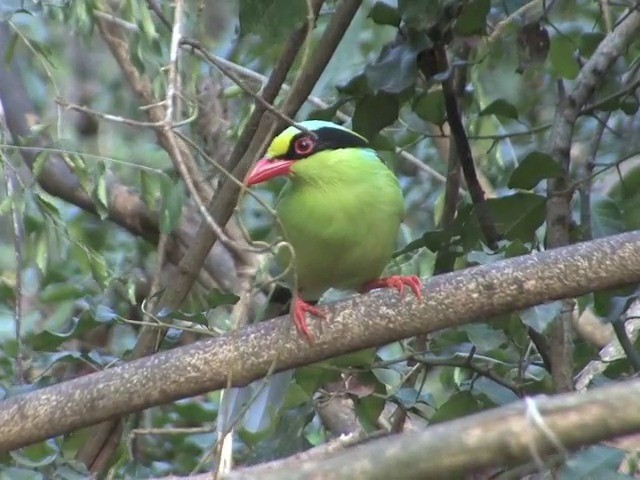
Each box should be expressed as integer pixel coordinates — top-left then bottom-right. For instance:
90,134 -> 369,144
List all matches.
0,231 -> 640,451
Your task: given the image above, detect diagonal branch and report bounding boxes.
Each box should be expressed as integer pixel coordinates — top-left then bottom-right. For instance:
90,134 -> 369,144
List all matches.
1,230 -> 640,451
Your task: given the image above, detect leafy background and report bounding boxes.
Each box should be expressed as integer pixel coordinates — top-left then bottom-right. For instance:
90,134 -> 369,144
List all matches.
0,0 -> 640,478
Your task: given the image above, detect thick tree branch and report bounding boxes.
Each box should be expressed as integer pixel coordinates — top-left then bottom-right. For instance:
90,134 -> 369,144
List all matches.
1,231 -> 640,451
545,9 -> 640,392
226,377 -> 640,479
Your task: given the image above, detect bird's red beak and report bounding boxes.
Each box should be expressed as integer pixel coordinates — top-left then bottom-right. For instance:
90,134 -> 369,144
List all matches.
245,158 -> 293,186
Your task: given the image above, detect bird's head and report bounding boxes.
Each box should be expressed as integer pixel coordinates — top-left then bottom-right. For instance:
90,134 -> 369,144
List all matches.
245,120 -> 369,186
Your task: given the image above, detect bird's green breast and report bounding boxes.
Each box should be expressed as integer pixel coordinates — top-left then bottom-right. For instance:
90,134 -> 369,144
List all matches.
275,148 -> 404,300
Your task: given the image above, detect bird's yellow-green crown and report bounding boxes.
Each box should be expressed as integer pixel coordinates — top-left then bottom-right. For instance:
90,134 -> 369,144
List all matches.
266,121 -> 367,159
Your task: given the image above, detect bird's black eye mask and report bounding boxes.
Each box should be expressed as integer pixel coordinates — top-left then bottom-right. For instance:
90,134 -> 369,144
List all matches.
283,127 -> 369,160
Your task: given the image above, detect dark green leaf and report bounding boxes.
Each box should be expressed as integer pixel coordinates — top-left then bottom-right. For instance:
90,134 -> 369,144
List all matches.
484,193 -> 546,242
354,395 -> 385,432
431,391 -> 482,423
307,101 -> 345,122
336,73 -> 370,96
364,32 -> 430,94
519,301 -> 563,333
621,96 -> 640,115
368,2 -> 400,27
412,90 -> 446,125
238,0 -> 307,42
454,0 -> 490,36
593,291 -> 638,324
352,93 -> 399,140
394,229 -> 451,257
479,99 -> 519,121
579,32 -> 605,58
550,36 -> 579,79
508,151 -> 564,190
205,288 -> 240,308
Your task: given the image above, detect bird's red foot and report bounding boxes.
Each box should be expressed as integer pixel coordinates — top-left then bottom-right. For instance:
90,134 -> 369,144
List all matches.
292,296 -> 325,342
360,275 -> 423,301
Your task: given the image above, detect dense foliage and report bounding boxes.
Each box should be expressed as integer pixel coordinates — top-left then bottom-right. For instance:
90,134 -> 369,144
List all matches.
1,0 -> 640,478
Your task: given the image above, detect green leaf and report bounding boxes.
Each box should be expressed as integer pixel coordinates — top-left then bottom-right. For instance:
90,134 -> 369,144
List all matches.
484,193 -> 546,242
92,161 -> 109,219
353,93 -> 399,140
550,36 -> 579,79
87,250 -> 109,288
454,0 -> 490,36
463,324 -> 507,351
412,90 -> 446,125
364,32 -> 430,94
40,283 -> 86,303
508,151 -> 564,190
10,440 -> 59,468
238,0 -> 307,42
3,31 -> 19,64
593,291 -> 638,324
479,99 -> 519,121
139,170 -> 157,210
591,195 -> 625,239
368,2 -> 400,27
354,395 -> 385,432
519,301 -> 563,333
579,32 -> 605,58
394,229 -> 451,257
159,177 -> 184,233
431,391 -> 482,423
205,288 -> 240,308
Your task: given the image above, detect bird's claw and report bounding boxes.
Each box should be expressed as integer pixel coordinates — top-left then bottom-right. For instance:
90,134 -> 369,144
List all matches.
361,275 -> 423,301
292,297 -> 325,342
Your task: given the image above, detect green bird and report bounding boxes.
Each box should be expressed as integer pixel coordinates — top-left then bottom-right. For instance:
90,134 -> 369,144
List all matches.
246,120 -> 422,340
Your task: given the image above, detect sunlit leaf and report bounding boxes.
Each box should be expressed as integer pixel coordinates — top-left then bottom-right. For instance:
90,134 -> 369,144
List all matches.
10,440 -> 59,468
550,35 -> 579,79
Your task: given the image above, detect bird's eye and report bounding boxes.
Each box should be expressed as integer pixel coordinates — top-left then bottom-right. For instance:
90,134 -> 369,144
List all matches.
293,136 -> 315,156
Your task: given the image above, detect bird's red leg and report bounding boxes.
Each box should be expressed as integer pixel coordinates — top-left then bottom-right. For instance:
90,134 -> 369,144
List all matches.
291,294 -> 325,342
360,275 -> 423,301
